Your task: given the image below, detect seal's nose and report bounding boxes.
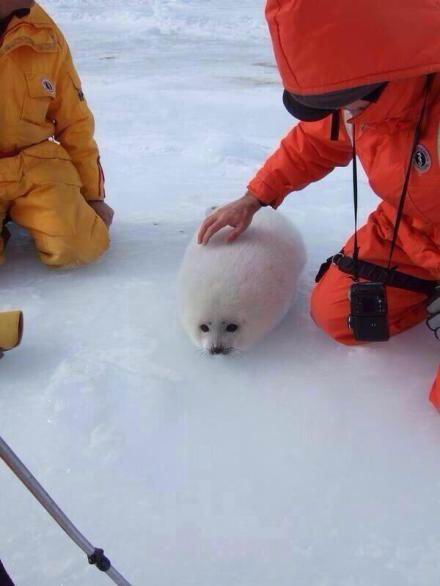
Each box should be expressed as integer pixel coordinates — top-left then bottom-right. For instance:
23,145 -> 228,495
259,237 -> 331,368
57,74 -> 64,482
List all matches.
209,346 -> 225,355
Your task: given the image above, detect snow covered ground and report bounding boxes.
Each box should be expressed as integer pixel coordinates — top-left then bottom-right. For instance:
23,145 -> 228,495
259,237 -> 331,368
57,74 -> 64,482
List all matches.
0,1 -> 439,584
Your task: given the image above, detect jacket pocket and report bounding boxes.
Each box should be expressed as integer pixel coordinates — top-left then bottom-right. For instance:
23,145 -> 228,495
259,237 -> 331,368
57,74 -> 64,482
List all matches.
68,69 -> 89,111
21,72 -> 56,125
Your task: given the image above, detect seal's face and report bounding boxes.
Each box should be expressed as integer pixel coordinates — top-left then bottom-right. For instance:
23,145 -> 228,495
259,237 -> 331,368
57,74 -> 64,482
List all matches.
195,319 -> 242,355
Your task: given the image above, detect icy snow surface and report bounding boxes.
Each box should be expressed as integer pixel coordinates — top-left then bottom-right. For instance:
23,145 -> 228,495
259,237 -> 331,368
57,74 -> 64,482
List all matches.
0,1 -> 439,585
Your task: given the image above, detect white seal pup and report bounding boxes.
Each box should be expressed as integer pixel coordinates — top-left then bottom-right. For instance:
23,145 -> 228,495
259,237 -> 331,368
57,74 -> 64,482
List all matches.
178,207 -> 306,354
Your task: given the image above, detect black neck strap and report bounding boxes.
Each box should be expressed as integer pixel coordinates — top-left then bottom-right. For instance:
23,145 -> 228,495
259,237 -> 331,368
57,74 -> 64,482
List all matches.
385,74 -> 434,273
351,74 -> 434,282
352,127 -> 360,280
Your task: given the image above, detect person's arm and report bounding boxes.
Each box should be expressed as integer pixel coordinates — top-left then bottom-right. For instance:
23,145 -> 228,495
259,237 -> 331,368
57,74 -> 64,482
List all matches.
48,41 -> 114,226
48,42 -> 104,202
199,115 -> 352,244
247,115 -> 353,207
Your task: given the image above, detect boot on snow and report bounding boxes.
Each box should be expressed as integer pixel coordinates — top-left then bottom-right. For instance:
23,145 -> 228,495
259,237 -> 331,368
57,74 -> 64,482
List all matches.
0,311 -> 23,357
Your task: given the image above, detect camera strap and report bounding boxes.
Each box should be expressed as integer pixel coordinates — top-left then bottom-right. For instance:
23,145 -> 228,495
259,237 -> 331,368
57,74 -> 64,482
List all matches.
351,74 -> 434,283
385,74 -> 434,274
331,253 -> 437,296
352,129 -> 360,281
315,252 -> 437,296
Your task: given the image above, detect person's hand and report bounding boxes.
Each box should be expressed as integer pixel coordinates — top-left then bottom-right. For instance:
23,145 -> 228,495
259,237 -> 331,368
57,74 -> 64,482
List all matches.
197,192 -> 262,245
88,200 -> 114,228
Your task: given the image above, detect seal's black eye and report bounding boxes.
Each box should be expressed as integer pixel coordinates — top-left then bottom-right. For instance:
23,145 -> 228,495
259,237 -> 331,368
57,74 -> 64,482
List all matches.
200,324 -> 210,333
226,323 -> 239,333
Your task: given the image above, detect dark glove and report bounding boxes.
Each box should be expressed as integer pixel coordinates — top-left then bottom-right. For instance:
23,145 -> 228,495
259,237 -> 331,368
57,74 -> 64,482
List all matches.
427,285 -> 440,340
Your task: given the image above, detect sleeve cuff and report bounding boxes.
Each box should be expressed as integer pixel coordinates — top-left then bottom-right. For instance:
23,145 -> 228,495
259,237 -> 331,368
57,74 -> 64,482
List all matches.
247,177 -> 287,209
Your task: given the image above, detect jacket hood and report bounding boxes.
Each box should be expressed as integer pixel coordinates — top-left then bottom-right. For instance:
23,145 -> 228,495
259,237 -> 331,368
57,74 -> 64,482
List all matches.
266,0 -> 440,95
0,4 -> 58,56
5,3 -> 55,33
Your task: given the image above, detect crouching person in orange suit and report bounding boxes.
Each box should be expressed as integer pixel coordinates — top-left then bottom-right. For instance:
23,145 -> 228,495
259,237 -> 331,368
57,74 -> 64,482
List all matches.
198,0 -> 439,408
0,0 -> 113,269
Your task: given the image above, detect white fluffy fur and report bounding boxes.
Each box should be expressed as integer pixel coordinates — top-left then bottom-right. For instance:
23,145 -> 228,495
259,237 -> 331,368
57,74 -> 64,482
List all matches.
178,208 -> 306,353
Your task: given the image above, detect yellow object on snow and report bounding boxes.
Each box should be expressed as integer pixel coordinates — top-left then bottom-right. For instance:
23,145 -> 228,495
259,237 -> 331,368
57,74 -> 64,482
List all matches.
0,3 -> 108,267
0,311 -> 23,353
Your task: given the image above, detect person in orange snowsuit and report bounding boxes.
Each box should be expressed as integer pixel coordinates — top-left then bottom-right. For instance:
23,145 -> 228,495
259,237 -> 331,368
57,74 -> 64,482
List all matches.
198,0 -> 440,406
0,0 -> 114,354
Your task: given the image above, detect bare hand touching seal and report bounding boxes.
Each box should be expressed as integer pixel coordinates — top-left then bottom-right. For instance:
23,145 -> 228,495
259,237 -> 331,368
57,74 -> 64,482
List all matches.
197,192 -> 262,245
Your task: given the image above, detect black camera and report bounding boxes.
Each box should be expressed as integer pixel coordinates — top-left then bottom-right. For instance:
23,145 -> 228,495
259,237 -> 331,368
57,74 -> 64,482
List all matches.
348,282 -> 389,342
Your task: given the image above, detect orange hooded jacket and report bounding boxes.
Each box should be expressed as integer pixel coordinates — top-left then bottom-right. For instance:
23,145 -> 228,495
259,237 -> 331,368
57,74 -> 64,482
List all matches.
247,0 -> 439,404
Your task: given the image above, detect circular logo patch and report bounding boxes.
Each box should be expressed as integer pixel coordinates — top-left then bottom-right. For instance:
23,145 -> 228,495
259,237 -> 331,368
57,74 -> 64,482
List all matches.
41,78 -> 55,94
413,144 -> 431,173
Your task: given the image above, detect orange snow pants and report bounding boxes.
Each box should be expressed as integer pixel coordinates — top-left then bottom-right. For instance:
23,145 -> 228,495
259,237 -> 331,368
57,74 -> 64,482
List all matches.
0,141 -> 109,268
311,206 -> 439,406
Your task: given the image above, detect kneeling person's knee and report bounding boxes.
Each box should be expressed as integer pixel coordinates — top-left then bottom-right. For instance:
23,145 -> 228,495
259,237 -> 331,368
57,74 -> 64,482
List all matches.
38,219 -> 110,268
310,266 -> 358,346
11,182 -> 110,268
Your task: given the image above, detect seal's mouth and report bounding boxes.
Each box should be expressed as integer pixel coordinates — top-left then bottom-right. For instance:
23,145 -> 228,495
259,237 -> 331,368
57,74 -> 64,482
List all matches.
209,346 -> 233,356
